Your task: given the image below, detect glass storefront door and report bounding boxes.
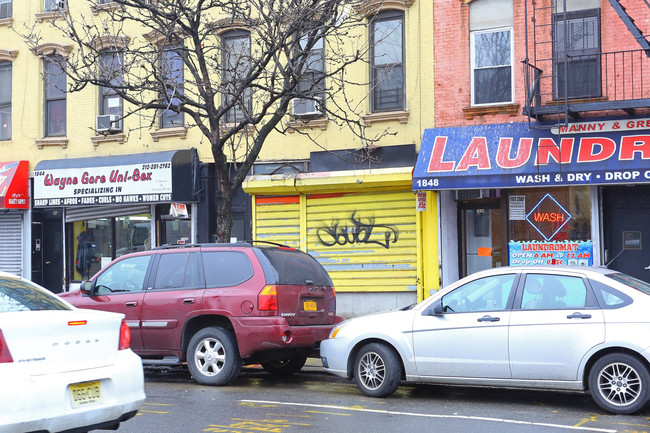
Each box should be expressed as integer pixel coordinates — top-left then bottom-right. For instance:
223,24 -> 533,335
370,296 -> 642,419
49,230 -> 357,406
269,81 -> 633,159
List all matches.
460,205 -> 503,277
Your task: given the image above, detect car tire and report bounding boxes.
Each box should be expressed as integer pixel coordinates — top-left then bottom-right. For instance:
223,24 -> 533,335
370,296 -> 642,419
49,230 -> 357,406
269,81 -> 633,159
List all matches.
187,327 -> 241,386
588,353 -> 650,414
261,357 -> 308,376
353,343 -> 401,397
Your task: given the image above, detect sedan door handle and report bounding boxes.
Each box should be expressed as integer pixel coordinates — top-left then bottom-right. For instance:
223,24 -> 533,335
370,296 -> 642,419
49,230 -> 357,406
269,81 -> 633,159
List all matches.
124,301 -> 138,308
478,315 -> 500,322
182,298 -> 195,305
567,312 -> 592,319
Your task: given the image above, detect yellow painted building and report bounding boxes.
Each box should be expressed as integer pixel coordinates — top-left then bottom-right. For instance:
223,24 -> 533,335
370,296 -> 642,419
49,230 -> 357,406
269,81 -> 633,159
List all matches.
243,0 -> 438,316
1,0 -> 438,314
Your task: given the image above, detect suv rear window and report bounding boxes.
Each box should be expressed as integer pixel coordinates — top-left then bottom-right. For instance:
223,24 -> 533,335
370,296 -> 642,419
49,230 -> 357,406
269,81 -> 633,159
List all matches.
202,251 -> 254,287
257,248 -> 332,286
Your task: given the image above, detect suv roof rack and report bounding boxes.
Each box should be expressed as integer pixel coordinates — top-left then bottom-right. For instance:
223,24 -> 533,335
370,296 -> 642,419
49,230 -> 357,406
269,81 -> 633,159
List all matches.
152,242 -> 251,250
242,240 -> 295,249
151,240 -> 296,251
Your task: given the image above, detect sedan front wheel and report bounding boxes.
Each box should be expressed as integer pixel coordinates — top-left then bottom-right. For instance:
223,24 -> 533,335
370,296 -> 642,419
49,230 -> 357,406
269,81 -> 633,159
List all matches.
588,353 -> 650,414
353,343 -> 401,397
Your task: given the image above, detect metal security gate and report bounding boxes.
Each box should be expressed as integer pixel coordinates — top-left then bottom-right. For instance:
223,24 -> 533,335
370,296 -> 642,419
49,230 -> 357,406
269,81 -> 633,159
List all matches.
253,196 -> 301,248
306,190 -> 417,293
0,212 -> 23,276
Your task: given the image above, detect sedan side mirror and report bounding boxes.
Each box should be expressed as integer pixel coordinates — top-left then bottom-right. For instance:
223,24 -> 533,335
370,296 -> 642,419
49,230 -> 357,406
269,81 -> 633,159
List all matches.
424,299 -> 444,316
79,280 -> 93,295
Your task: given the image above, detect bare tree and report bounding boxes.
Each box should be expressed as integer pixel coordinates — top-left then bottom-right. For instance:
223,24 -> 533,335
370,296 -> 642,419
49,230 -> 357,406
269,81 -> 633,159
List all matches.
21,0 -> 390,241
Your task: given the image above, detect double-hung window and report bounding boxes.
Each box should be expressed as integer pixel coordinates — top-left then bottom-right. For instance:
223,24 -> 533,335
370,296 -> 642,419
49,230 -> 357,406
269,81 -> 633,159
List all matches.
370,10 -> 404,112
222,30 -> 251,124
0,0 -> 11,19
0,62 -> 10,140
44,55 -> 66,137
293,33 -> 325,117
160,47 -> 184,128
99,51 -> 123,131
471,28 -> 514,105
553,9 -> 601,99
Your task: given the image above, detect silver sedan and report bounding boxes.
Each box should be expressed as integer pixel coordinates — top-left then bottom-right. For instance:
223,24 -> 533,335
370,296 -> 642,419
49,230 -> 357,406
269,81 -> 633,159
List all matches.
320,266 -> 650,414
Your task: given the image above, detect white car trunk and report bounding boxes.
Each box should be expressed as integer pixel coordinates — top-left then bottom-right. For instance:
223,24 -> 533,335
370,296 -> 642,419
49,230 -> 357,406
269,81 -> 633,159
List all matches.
1,310 -> 121,375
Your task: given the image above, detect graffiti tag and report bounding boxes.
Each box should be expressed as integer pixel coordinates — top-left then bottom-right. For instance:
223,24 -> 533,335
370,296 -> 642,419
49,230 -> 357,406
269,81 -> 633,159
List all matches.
316,212 -> 399,249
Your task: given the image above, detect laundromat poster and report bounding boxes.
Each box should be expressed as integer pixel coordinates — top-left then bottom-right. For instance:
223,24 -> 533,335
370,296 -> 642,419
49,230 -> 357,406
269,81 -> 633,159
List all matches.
509,241 -> 594,266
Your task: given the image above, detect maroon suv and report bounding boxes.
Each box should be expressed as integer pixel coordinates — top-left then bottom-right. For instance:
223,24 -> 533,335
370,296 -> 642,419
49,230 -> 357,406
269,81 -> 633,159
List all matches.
60,242 -> 341,385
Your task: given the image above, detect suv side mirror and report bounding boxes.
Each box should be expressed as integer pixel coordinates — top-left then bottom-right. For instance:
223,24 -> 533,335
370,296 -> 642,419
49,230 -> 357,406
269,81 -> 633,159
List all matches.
80,280 -> 93,295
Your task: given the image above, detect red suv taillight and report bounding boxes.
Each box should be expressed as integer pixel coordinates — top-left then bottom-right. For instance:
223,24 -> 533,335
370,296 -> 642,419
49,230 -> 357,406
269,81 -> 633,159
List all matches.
258,285 -> 278,312
118,319 -> 131,350
0,329 -> 13,363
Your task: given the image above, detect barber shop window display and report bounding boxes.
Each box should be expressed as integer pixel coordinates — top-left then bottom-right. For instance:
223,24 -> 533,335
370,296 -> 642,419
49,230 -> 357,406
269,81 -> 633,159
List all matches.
72,214 -> 151,281
508,186 -> 593,267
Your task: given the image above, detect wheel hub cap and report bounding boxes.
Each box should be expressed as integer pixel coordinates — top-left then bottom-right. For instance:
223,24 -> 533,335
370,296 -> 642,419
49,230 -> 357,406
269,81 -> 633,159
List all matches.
598,362 -> 642,407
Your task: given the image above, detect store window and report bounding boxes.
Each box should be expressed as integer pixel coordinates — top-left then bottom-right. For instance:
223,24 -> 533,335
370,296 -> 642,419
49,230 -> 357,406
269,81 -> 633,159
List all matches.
508,187 -> 592,267
72,214 -> 151,281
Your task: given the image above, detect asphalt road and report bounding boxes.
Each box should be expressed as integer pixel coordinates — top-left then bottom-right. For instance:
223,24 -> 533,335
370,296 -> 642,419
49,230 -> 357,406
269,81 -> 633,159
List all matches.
116,361 -> 650,433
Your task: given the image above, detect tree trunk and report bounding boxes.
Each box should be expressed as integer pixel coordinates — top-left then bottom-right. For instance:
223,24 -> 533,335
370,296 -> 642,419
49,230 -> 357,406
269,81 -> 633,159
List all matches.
214,155 -> 234,243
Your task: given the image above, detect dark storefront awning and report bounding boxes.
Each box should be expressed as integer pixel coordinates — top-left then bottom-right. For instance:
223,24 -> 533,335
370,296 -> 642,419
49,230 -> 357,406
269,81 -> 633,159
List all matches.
0,161 -> 29,209
34,149 -> 198,207
414,119 -> 650,191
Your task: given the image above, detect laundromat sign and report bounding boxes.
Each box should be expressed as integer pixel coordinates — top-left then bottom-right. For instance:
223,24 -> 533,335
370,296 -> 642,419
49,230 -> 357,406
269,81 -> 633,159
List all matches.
413,118 -> 650,190
34,162 -> 173,207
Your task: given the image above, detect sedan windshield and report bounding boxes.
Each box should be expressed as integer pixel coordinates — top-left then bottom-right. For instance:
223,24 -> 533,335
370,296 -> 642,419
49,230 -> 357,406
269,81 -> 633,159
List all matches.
607,273 -> 650,295
0,277 -> 71,312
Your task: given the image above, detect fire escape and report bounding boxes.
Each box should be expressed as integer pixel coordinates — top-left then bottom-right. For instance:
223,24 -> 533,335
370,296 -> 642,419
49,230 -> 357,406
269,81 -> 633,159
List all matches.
523,0 -> 650,128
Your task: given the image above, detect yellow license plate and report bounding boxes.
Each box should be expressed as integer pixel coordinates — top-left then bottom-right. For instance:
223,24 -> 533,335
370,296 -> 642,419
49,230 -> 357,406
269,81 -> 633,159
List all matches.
70,381 -> 102,408
303,300 -> 317,311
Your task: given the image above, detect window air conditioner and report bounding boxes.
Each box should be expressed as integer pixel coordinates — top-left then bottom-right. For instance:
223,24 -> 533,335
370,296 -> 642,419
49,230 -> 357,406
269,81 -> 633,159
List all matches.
96,114 -> 122,132
57,0 -> 66,9
292,96 -> 322,117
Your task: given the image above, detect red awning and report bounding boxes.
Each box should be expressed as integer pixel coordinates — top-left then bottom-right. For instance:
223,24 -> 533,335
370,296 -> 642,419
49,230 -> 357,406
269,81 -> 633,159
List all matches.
0,161 -> 29,209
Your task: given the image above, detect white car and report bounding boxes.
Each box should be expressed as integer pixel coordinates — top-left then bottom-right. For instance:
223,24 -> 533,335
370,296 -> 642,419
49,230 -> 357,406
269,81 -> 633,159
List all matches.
0,271 -> 145,433
321,266 -> 650,414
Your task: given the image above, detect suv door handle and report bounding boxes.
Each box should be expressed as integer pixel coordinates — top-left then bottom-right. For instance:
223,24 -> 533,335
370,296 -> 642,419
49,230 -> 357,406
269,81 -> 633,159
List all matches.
125,301 -> 138,308
567,312 -> 592,319
183,298 -> 195,305
477,315 -> 500,322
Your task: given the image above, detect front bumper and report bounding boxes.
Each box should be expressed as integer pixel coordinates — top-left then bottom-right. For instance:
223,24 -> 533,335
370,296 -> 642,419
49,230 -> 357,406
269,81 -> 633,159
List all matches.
320,336 -> 351,378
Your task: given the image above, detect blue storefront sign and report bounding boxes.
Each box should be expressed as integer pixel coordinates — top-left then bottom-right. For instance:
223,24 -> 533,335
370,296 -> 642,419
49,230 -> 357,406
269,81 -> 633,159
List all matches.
509,240 -> 594,267
413,118 -> 650,190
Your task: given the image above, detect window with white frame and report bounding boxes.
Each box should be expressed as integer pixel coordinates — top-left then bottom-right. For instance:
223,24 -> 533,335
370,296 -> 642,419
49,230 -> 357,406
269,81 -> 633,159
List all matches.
222,30 -> 251,124
0,61 -> 10,140
0,0 -> 11,19
159,47 -> 184,128
43,0 -> 65,12
370,10 -> 404,112
293,33 -> 325,117
44,55 -> 66,137
98,50 -> 123,131
470,28 -> 514,105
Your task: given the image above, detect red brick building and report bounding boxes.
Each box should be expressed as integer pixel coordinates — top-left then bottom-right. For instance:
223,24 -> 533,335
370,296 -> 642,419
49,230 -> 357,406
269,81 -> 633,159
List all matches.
415,0 -> 650,285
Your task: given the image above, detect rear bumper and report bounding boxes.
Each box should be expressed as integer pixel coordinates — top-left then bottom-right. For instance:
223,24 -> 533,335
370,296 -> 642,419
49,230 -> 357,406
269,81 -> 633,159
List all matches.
231,315 -> 343,359
0,350 -> 145,433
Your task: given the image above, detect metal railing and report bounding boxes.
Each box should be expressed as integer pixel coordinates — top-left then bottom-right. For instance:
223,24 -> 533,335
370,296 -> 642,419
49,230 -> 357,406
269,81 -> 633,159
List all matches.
524,47 -> 650,118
